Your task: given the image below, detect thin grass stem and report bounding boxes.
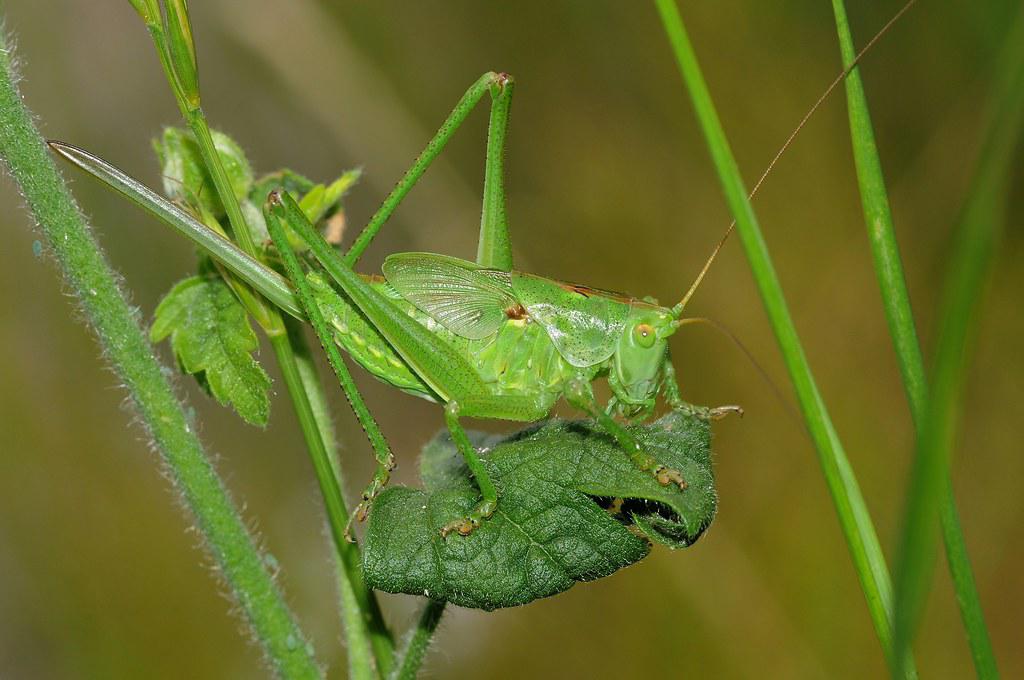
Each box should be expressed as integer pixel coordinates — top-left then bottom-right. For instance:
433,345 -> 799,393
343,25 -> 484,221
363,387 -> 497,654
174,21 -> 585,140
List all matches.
653,0 -> 906,670
829,2 -> 1003,677
890,12 -> 1024,674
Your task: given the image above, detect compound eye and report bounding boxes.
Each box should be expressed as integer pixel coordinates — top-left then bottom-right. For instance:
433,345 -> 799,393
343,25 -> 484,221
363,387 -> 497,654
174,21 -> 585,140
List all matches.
633,323 -> 656,348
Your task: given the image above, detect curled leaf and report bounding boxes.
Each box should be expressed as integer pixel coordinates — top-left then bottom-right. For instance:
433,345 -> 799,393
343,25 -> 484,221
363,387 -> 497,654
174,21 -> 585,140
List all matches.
363,409 -> 715,610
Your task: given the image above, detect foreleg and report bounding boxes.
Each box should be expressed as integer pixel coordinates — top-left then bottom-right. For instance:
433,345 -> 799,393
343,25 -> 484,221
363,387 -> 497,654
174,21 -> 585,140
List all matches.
565,377 -> 688,490
662,350 -> 743,420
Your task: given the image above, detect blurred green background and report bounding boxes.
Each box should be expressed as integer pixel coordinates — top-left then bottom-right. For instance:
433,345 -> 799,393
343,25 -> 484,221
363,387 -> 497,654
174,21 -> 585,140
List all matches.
2,1 -> 1021,677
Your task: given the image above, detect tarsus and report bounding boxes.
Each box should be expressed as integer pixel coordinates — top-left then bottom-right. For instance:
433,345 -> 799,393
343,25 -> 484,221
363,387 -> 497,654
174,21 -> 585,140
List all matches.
677,317 -> 803,426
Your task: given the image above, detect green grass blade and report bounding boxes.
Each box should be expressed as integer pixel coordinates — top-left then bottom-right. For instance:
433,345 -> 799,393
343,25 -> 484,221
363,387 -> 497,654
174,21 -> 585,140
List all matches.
940,481 -> 999,679
891,11 -> 1024,675
0,30 -> 321,680
830,2 -> 1004,677
830,0 -> 927,415
652,0 -> 907,669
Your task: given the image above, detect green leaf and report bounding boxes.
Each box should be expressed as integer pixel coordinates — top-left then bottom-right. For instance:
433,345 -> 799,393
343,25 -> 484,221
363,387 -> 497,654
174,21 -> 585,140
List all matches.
154,127 -> 253,219
363,409 -> 715,610
252,168 -> 361,254
298,168 -> 362,225
250,168 -> 316,205
151,272 -> 271,426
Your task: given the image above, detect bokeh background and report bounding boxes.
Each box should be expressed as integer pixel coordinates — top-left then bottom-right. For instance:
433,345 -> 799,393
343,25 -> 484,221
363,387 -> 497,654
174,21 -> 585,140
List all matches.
2,2 -> 1022,678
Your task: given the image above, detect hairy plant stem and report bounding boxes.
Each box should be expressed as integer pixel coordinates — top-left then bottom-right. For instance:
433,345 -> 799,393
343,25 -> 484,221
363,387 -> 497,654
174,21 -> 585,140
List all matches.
0,30 -> 321,680
391,600 -> 446,680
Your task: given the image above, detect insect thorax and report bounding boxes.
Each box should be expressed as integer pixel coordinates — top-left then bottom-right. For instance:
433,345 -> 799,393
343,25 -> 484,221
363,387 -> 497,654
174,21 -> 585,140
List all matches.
308,273 -> 597,411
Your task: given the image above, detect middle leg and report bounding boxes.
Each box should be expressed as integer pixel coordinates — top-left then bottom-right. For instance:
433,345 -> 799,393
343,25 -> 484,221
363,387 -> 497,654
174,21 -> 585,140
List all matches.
439,401 -> 500,538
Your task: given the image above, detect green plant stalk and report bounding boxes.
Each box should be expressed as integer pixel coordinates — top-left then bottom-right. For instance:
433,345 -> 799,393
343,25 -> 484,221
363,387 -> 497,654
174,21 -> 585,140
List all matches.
184,110 -> 262,256
269,332 -> 393,679
891,19 -> 1024,675
182,96 -> 395,678
141,17 -> 398,671
180,108 -> 280,331
287,321 -> 382,680
392,600 -> 446,680
0,30 -> 321,680
830,2 -> 999,677
265,195 -> 400,677
653,0 -> 905,668
140,5 -> 277,329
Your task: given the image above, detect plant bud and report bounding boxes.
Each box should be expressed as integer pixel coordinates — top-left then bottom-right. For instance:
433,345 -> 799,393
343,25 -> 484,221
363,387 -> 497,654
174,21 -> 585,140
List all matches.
163,0 -> 200,108
126,0 -> 159,24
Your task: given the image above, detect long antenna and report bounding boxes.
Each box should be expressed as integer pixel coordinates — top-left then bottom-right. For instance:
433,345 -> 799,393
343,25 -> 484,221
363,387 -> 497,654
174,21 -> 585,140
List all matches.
673,0 -> 917,317
676,316 -> 803,423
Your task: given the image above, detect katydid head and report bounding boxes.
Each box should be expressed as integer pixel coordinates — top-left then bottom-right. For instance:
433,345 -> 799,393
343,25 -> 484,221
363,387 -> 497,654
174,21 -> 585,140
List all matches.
609,305 -> 677,416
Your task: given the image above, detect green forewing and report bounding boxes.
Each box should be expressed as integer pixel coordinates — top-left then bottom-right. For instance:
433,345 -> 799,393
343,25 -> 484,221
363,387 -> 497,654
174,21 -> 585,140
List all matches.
511,273 -> 630,367
383,253 -> 518,340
